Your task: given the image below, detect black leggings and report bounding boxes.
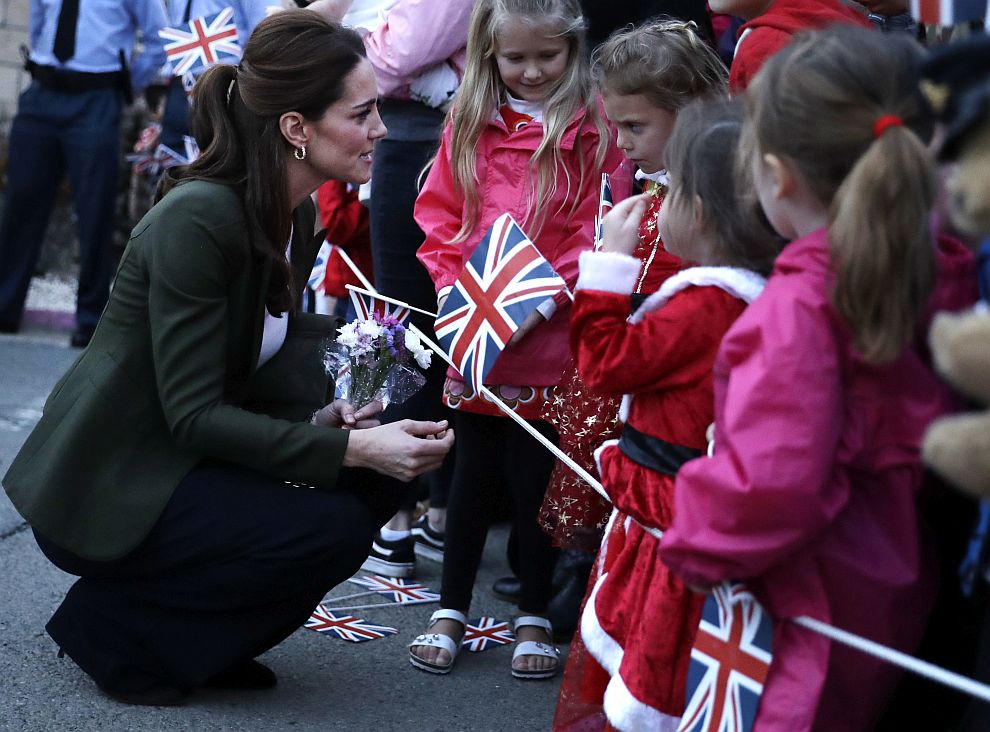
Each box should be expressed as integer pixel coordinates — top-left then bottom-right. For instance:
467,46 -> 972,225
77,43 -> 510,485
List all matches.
441,411 -> 558,614
37,461 -> 399,694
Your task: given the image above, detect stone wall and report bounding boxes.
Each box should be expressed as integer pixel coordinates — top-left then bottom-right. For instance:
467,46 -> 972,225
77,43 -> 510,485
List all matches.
0,0 -> 30,149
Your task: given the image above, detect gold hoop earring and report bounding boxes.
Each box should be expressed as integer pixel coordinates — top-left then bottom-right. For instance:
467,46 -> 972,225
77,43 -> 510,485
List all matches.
294,145 -> 306,161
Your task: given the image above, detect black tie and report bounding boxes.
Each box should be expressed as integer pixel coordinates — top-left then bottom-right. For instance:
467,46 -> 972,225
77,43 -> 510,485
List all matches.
53,0 -> 80,63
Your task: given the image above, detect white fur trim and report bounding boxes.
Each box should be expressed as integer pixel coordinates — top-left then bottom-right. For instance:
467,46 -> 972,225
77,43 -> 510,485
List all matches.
581,574 -> 624,676
629,266 -> 767,324
577,251 -> 641,294
593,438 -> 620,481
604,674 -> 684,732
618,394 -> 632,423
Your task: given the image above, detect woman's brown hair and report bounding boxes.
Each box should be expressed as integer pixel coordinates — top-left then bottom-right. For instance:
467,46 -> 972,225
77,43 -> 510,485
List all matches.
744,25 -> 936,363
664,98 -> 784,275
159,10 -> 366,314
591,18 -> 728,112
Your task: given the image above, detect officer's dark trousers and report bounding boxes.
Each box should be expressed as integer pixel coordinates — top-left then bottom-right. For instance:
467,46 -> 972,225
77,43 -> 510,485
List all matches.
0,82 -> 121,332
35,461 -> 400,694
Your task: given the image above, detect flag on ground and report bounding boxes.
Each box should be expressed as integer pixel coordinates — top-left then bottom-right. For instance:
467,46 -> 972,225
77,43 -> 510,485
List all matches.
594,173 -> 614,250
463,617 -> 515,652
160,8 -> 241,76
349,288 -> 411,325
910,0 -> 986,25
348,575 -> 440,604
677,583 -> 773,732
434,213 -> 566,388
304,605 -> 398,642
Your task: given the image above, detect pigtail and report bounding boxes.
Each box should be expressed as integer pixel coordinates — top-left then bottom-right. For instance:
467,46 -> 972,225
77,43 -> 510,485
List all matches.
828,127 -> 936,363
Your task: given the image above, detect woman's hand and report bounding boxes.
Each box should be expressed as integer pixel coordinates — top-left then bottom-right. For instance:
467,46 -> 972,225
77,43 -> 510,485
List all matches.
507,309 -> 545,348
343,419 -> 454,482
312,399 -> 384,430
600,194 -> 650,255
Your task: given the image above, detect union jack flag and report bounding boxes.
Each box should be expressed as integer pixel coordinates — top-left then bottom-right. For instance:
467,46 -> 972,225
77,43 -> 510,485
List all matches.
677,583 -> 773,732
349,288 -> 411,325
348,575 -> 440,604
594,174 -> 614,250
305,604 -> 398,642
434,213 -> 565,388
910,0 -> 986,25
126,143 -> 188,176
308,241 -> 332,292
160,8 -> 241,77
463,617 -> 515,652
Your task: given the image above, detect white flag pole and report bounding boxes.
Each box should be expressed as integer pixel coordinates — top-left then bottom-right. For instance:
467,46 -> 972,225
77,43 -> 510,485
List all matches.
344,284 -> 438,318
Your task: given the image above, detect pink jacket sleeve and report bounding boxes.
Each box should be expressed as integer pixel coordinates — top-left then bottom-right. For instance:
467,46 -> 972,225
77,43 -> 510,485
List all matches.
547,132 -> 632,309
660,288 -> 849,587
363,0 -> 473,97
414,123 -> 465,295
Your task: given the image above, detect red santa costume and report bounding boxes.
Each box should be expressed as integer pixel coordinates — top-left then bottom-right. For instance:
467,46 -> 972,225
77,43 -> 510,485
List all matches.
540,171 -> 682,551
554,250 -> 766,732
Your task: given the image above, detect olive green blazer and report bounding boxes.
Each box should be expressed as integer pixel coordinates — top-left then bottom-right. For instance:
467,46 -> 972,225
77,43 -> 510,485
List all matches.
3,180 -> 349,561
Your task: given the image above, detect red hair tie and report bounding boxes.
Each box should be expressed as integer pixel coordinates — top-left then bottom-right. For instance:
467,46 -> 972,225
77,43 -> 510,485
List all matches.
873,114 -> 903,139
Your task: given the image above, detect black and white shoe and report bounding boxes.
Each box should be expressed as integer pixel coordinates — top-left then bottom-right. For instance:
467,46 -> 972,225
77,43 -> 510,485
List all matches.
361,533 -> 416,578
411,515 -> 445,563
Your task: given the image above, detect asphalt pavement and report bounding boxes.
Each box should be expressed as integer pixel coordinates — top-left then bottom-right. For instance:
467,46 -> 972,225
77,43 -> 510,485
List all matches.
0,325 -> 565,731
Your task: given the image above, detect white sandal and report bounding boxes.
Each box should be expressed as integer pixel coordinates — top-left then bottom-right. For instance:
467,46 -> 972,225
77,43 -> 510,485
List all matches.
408,609 -> 467,675
511,615 -> 561,680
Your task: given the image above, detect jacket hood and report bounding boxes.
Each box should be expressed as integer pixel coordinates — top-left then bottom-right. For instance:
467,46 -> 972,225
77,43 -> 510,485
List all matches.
739,0 -> 870,37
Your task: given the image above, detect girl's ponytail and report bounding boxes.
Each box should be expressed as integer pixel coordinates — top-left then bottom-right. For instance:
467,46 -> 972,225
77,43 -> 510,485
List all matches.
828,123 -> 935,363
744,26 -> 937,364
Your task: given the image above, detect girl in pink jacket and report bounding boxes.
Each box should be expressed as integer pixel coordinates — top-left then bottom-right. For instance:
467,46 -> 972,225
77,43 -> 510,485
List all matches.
408,0 -> 628,679
659,27 -> 977,731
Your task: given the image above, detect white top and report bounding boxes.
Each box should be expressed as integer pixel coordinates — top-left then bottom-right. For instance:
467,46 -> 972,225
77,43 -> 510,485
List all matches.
258,230 -> 293,368
504,92 -> 545,123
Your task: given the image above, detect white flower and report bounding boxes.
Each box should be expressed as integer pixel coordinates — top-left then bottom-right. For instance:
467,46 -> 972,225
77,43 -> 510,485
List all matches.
357,319 -> 384,339
405,330 -> 432,369
336,323 -> 360,349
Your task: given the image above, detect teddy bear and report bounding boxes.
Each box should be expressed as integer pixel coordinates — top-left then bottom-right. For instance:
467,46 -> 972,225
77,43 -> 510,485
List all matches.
917,35 -> 990,499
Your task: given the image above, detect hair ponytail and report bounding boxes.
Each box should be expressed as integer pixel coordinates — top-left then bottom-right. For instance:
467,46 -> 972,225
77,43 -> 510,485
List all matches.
828,126 -> 935,362
744,26 -> 936,364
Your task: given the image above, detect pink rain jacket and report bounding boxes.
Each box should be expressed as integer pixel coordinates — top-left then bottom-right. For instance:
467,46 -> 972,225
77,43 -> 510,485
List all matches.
415,106 -> 631,386
660,228 -> 977,731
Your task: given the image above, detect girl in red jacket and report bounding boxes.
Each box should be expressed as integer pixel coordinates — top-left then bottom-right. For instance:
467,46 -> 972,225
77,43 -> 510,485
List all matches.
409,0 -> 628,679
555,99 -> 783,731
661,28 -> 976,731
538,21 -> 728,627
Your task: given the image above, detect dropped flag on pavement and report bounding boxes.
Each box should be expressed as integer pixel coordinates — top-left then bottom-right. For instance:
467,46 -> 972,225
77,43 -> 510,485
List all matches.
463,617 -> 515,652
305,604 -> 398,642
348,575 -> 440,605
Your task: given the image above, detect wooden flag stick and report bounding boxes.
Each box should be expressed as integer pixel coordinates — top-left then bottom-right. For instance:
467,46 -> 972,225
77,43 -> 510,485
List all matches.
345,284 -> 438,318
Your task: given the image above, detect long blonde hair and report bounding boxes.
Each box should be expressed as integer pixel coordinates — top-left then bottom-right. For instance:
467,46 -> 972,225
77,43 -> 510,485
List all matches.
591,19 -> 728,112
744,26 -> 936,363
447,0 -> 609,243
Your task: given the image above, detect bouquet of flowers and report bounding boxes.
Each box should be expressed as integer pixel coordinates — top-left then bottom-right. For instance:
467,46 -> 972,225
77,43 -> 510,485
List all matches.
325,312 -> 432,410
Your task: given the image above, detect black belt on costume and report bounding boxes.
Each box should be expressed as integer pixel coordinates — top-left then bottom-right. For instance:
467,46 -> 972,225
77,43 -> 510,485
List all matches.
617,423 -> 703,477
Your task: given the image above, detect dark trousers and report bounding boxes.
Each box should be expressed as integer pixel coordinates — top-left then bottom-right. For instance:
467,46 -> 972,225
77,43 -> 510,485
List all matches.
368,135 -> 451,511
36,461 -> 399,693
441,411 -> 558,614
0,82 -> 121,331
